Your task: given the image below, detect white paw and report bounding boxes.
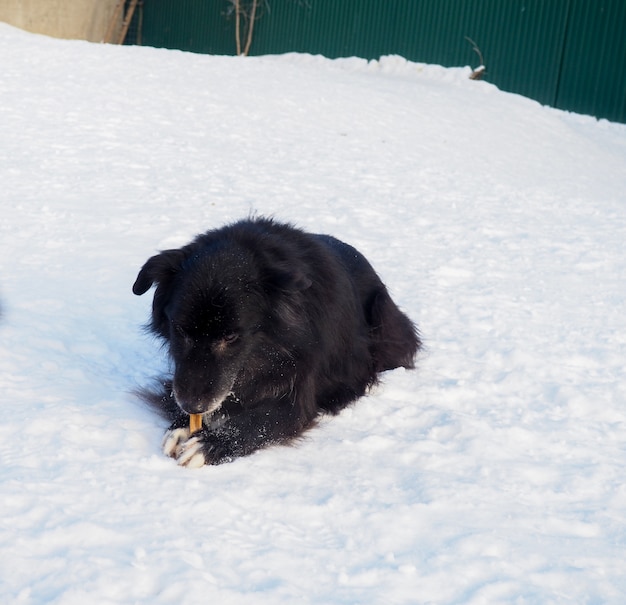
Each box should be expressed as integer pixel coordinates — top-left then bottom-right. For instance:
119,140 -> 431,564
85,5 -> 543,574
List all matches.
162,428 -> 206,468
176,436 -> 206,468
162,427 -> 189,458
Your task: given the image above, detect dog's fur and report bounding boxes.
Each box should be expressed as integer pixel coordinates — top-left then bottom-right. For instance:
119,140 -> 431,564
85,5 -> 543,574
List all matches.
133,217 -> 420,467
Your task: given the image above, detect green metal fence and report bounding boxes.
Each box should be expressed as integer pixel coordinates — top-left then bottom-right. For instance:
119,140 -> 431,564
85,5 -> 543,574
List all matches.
133,0 -> 626,123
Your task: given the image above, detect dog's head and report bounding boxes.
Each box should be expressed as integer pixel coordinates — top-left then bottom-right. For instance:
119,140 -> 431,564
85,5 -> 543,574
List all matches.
133,240 -> 310,415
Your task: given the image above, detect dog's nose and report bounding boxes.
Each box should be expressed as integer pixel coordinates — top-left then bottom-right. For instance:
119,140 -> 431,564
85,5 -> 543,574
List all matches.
182,400 -> 207,415
172,385 -> 226,416
176,395 -> 208,415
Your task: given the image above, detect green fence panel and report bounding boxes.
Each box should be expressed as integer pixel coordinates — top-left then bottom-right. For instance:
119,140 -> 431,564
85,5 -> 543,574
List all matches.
137,0 -> 626,123
556,0 -> 626,123
139,0 -> 231,54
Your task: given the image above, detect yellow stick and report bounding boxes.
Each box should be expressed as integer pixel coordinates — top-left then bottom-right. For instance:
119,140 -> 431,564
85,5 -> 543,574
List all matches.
189,414 -> 203,434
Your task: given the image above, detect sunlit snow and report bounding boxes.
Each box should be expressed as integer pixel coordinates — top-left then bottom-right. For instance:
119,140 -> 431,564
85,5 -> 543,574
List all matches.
1,23 -> 626,604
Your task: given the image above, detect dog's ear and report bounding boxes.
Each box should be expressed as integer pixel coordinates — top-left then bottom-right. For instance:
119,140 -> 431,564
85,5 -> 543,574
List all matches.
132,249 -> 186,295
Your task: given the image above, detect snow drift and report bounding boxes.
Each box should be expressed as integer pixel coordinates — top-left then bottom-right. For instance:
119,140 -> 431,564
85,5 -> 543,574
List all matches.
1,24 -> 626,604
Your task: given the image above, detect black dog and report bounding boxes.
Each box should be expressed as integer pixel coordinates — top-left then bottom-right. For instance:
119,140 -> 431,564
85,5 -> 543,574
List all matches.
133,218 -> 420,467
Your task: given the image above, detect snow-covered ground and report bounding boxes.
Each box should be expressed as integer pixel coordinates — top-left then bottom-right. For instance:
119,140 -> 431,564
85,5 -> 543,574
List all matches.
1,23 -> 626,604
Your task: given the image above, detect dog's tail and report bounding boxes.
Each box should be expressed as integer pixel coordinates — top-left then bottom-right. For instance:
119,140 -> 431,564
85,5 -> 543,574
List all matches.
368,286 -> 422,372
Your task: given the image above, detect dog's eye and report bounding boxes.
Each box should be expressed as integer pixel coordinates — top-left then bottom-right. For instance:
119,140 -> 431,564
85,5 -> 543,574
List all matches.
223,333 -> 239,345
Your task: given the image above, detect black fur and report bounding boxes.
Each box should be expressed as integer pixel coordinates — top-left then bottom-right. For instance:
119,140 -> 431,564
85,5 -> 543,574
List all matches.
133,217 -> 420,465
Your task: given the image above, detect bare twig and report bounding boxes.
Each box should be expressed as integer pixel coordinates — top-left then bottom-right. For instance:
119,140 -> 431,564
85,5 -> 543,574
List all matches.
118,0 -> 139,45
465,36 -> 486,80
243,0 -> 259,56
229,0 -> 265,56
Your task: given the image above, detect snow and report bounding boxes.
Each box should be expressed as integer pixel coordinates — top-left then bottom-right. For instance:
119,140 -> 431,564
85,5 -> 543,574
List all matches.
2,23 -> 626,604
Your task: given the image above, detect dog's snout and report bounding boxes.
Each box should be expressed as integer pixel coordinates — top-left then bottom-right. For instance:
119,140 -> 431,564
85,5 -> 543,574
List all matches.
172,384 -> 230,416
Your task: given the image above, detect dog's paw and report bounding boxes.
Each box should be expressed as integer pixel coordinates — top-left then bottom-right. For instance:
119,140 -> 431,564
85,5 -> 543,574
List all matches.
175,435 -> 208,469
162,428 -> 205,468
162,428 -> 232,468
162,427 -> 191,459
